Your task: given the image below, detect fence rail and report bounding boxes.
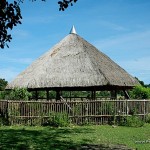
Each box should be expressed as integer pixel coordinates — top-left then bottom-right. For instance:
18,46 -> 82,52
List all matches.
0,99 -> 150,125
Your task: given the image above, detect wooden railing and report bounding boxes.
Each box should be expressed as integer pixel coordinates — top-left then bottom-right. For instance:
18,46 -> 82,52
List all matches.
0,99 -> 150,125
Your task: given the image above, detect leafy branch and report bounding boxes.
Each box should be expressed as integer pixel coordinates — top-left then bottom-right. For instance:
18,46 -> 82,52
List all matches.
0,0 -> 78,49
58,0 -> 78,11
0,0 -> 22,48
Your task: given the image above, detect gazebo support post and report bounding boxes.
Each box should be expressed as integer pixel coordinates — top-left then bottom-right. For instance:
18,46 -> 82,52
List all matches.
91,91 -> 93,100
91,90 -> 96,100
94,90 -> 96,100
70,91 -> 71,101
35,90 -> 38,101
56,90 -> 61,101
111,90 -> 117,99
46,89 -> 49,101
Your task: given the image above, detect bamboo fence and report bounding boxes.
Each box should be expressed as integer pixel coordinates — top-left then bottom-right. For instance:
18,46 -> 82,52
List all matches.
0,99 -> 149,125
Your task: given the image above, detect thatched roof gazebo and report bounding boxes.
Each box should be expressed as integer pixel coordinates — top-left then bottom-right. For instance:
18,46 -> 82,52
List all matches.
6,26 -> 139,100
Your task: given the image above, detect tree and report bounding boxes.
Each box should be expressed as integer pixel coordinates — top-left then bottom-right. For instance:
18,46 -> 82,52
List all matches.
129,85 -> 150,99
129,77 -> 150,99
8,88 -> 32,100
0,0 -> 78,49
135,77 -> 144,87
135,77 -> 150,88
0,78 -> 8,91
58,0 -> 77,11
0,0 -> 22,48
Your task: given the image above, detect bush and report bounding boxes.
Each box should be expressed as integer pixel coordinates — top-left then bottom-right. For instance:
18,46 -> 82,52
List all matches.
0,78 -> 8,91
0,91 -> 5,99
0,116 -> 9,126
145,114 -> 150,123
7,88 -> 32,100
129,85 -> 150,99
126,116 -> 144,127
119,115 -> 144,127
43,112 -> 71,127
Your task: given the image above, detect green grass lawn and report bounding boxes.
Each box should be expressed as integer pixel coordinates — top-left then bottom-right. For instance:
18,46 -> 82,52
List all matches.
0,124 -> 150,150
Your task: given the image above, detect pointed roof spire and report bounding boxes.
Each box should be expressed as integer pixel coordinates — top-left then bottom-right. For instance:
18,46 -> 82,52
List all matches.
70,25 -> 77,34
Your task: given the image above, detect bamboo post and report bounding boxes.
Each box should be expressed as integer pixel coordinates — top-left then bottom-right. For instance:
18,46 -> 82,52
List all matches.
144,99 -> 146,121
6,100 -> 9,125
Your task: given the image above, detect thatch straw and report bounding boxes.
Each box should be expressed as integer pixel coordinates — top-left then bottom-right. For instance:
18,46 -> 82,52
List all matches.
6,33 -> 139,89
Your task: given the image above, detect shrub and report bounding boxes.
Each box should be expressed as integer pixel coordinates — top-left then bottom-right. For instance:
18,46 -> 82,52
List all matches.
0,91 -> 5,99
7,88 -> 32,100
126,116 -> 144,127
0,116 -> 9,126
0,78 -> 8,91
43,112 -> 71,127
145,114 -> 150,123
129,85 -> 150,99
118,115 -> 144,127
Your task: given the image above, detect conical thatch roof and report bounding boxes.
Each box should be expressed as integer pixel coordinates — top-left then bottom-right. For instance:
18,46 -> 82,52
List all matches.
6,27 -> 139,90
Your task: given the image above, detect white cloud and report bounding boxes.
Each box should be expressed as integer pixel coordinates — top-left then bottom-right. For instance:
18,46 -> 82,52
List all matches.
23,16 -> 55,25
118,56 -> 150,84
12,29 -> 30,39
98,20 -> 127,31
0,56 -> 33,65
94,30 -> 150,51
119,57 -> 150,71
0,68 -> 20,82
0,56 -> 33,82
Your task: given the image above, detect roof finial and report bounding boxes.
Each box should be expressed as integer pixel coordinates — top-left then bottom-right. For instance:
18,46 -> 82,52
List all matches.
70,25 -> 77,34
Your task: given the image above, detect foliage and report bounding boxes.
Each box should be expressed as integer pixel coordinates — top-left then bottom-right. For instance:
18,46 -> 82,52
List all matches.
0,91 -> 5,99
0,90 -> 11,100
49,91 -> 56,99
28,90 -> 111,100
0,78 -> 8,91
0,116 -> 8,126
1,0 -> 78,48
145,84 -> 150,88
135,77 -> 145,86
107,115 -> 145,127
43,112 -> 71,127
96,91 -> 110,98
62,91 -> 111,99
7,88 -> 32,100
135,77 -> 150,88
0,0 -> 22,48
117,106 -> 145,127
31,91 -> 46,99
30,91 -> 57,100
129,85 -> 150,99
120,116 -> 144,127
145,114 -> 150,123
62,91 -> 88,98
58,0 -> 78,11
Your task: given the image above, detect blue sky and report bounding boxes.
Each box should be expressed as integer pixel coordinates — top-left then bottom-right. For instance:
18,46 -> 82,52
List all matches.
1,0 -> 150,84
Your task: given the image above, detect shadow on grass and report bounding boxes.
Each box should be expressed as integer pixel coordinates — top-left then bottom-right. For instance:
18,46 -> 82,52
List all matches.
0,127 -> 91,150
0,126 -> 133,150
